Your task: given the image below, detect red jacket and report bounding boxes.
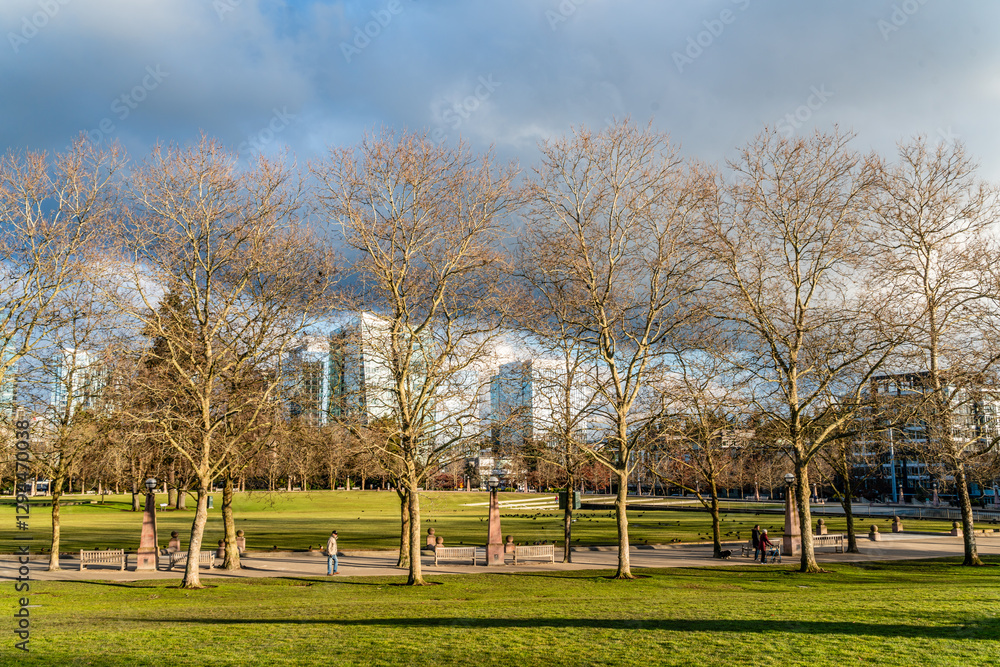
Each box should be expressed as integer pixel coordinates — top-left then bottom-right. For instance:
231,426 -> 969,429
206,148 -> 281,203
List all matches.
759,532 -> 772,548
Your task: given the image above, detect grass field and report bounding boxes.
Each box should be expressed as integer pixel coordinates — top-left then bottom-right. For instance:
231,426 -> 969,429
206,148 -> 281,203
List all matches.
8,559 -> 1000,666
0,490 -> 967,553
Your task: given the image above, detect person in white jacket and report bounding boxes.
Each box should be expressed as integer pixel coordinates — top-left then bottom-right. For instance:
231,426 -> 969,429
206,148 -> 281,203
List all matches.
326,530 -> 339,575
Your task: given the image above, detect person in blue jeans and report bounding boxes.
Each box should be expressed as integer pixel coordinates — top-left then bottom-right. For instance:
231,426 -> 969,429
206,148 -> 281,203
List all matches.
326,530 -> 339,575
751,524 -> 761,561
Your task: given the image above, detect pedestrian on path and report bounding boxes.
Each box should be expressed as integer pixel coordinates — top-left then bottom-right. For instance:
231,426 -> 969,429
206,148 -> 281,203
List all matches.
759,529 -> 772,563
751,524 -> 761,561
326,530 -> 339,575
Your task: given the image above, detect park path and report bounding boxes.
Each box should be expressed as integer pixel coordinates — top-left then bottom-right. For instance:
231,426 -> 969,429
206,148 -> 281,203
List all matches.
2,533 -> 998,582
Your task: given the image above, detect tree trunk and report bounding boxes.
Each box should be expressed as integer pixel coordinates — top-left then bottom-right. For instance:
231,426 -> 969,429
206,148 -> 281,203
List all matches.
954,465 -> 982,566
131,478 -> 140,512
794,461 -> 822,573
176,481 -> 188,510
843,495 -> 859,553
222,471 -> 241,570
406,479 -> 425,585
709,481 -> 722,558
835,449 -> 860,553
168,463 -> 178,507
563,474 -> 574,563
47,475 -> 65,571
181,483 -> 210,589
396,487 -> 410,568
614,468 -> 632,579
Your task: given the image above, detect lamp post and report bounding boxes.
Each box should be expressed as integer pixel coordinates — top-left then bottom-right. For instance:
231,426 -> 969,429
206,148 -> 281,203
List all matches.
486,473 -> 504,566
932,480 -> 940,508
782,472 -> 801,557
135,477 -> 159,571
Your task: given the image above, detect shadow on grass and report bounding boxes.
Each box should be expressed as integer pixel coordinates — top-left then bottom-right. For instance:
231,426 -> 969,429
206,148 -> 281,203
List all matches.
275,576 -> 441,587
72,581 -> 164,589
149,617 -> 999,639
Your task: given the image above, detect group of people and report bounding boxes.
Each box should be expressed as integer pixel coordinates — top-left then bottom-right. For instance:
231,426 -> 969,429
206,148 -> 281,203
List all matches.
751,525 -> 776,563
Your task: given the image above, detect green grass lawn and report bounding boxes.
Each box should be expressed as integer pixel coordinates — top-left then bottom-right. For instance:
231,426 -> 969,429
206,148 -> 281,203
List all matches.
0,490 -> 969,554
9,559 -> 1000,666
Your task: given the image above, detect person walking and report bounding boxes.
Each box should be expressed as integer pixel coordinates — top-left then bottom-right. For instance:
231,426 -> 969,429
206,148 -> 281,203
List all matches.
751,524 -> 761,561
326,530 -> 339,575
758,529 -> 772,563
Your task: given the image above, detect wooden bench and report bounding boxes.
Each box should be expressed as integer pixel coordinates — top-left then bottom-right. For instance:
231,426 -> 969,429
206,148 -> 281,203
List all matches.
168,550 -> 215,570
513,544 -> 555,565
740,540 -> 756,557
432,546 -> 477,566
813,534 -> 845,553
79,549 -> 126,571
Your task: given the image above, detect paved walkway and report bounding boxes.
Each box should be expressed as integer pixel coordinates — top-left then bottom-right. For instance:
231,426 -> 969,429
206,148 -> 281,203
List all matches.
3,533 -> 998,582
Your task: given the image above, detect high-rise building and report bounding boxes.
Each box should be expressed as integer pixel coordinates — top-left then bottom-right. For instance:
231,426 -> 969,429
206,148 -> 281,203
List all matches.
328,313 -> 397,423
51,348 -> 109,418
0,342 -> 16,420
490,359 -> 593,450
854,371 -> 1000,502
285,335 -> 336,426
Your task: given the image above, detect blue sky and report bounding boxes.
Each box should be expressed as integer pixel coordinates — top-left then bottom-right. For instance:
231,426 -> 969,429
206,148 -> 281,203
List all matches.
3,0 -> 999,178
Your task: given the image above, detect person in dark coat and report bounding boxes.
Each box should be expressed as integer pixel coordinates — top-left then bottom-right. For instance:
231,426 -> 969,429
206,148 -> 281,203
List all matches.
759,529 -> 773,563
751,525 -> 761,561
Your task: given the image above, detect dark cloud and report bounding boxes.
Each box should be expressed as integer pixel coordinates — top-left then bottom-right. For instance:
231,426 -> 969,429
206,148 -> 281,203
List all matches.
1,0 -> 998,177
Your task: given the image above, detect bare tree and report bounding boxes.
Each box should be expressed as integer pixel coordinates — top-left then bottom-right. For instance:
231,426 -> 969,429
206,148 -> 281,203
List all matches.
493,347 -> 598,562
0,140 -> 122,422
706,128 -> 896,573
816,425 -> 872,553
0,141 -> 122,567
31,278 -> 126,570
871,138 -> 1000,566
314,130 -> 519,585
645,344 -> 751,558
110,139 -> 336,588
520,120 -> 714,578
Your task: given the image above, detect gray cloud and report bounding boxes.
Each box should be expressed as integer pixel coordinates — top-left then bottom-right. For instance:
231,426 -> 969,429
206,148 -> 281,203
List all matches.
1,0 -> 998,178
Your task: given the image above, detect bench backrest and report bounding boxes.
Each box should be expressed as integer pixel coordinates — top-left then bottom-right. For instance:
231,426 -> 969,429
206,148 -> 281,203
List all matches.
435,547 -> 476,557
170,550 -> 215,563
515,544 -> 554,556
80,549 -> 124,562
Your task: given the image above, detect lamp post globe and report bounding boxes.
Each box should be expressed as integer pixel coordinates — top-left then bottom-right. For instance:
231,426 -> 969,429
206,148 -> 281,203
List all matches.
145,477 -> 157,493
488,475 -> 499,490
784,473 -> 795,486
